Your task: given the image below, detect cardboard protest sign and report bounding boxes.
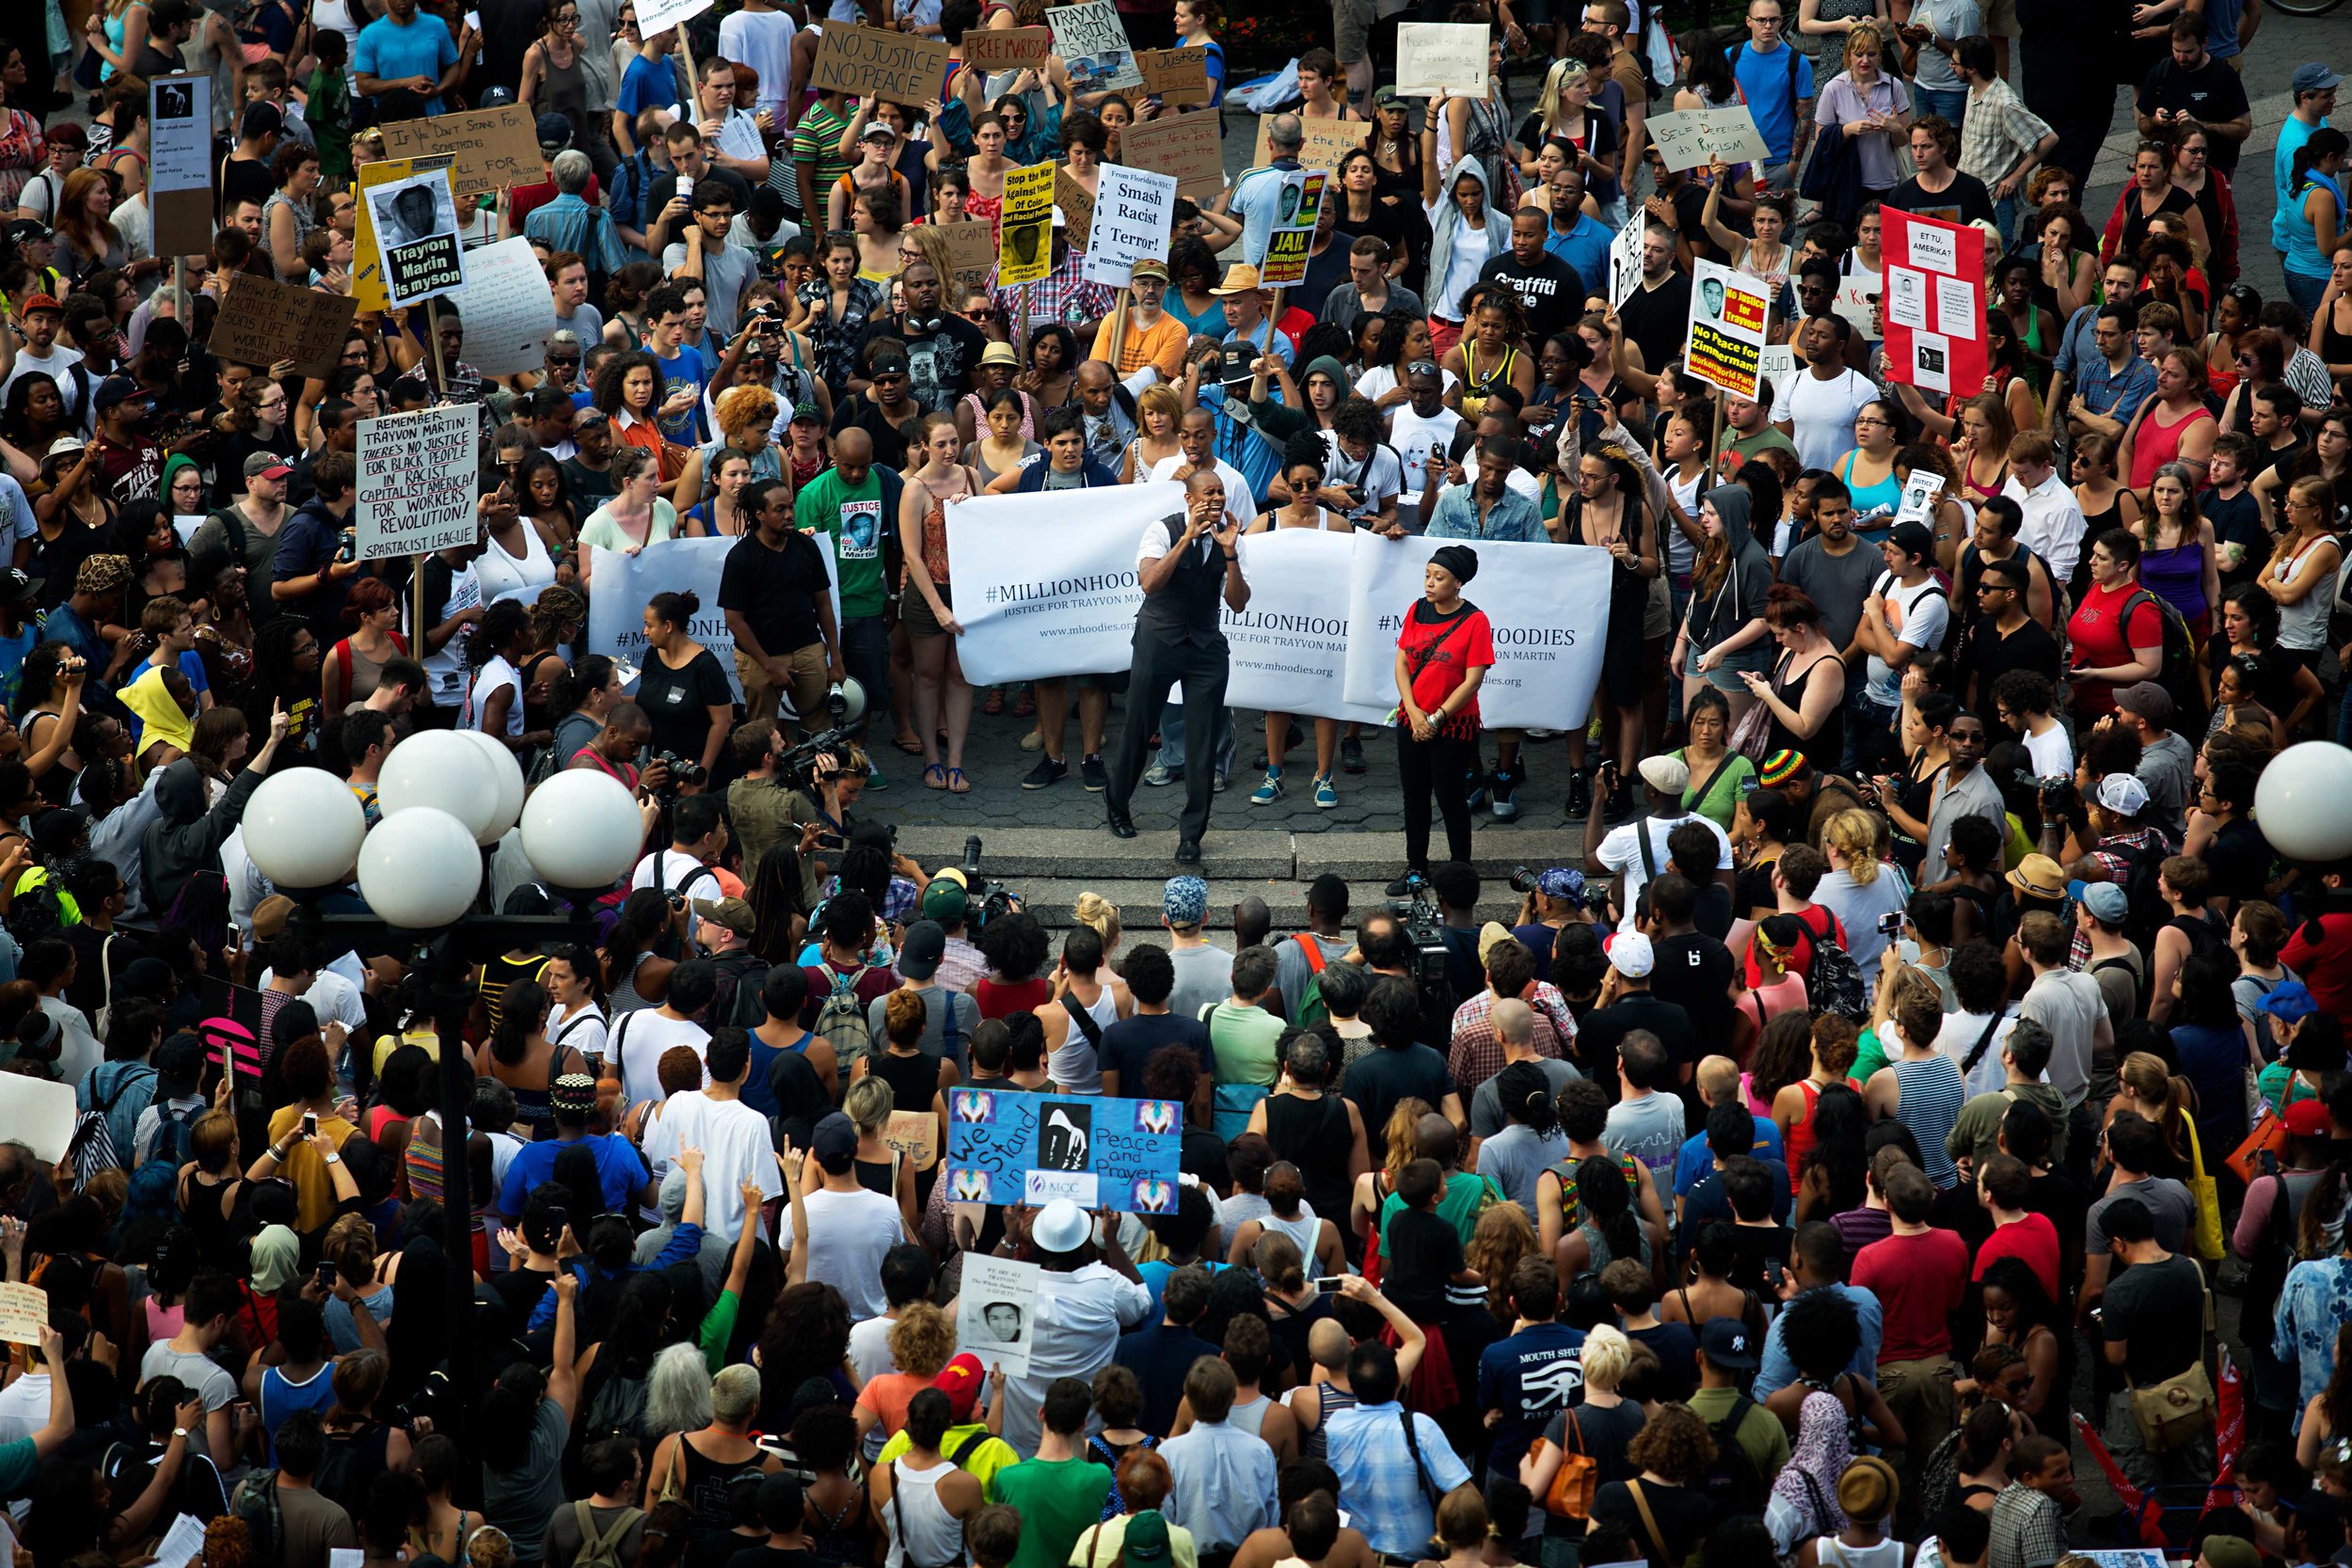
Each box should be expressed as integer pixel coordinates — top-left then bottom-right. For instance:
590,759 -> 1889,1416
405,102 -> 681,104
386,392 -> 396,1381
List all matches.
997,162 -> 1056,287
946,1088 -> 1184,1211
1120,112 -> 1223,203
212,274 -> 358,380
353,155 -> 448,313
1684,260 -> 1772,400
811,24 -> 950,107
1395,23 -> 1487,98
1757,343 -> 1798,395
958,1255 -> 1042,1375
933,218 -> 999,293
1049,0 -> 1142,90
963,25 -> 1050,69
1136,45 -> 1208,99
148,74 -> 214,259
1880,208 -> 1984,399
1251,113 -> 1367,173
884,1110 -> 940,1170
0,1079 -> 74,1165
634,0 -> 713,36
376,103 -> 542,201
1054,166 -> 1095,254
0,1284 -> 41,1347
364,167 -> 467,308
357,405 -> 481,562
1256,169 -> 1328,287
1608,208 -> 1644,309
1644,105 -> 1770,173
452,235 -> 561,377
1081,163 -> 1176,288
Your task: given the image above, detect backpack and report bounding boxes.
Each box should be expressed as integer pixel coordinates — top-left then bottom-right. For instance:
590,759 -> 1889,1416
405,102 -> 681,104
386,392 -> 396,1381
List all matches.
580,1365 -> 652,1448
230,1467 -> 284,1568
76,1059 -> 155,1179
2115,832 -> 2182,957
812,966 -> 877,1076
2119,589 -> 2204,731
571,1501 -> 643,1568
709,951 -> 772,1032
1796,905 -> 1867,1022
149,1098 -> 202,1167
1698,1394 -> 1771,1518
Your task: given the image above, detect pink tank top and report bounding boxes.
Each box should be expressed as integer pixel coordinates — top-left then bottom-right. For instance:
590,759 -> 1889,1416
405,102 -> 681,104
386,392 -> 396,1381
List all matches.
2130,400 -> 2211,488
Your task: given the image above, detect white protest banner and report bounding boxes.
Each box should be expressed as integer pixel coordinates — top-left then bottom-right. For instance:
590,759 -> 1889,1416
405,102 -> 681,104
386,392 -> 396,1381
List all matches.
1221,529 -> 1391,724
1256,169 -> 1328,286
1757,343 -> 1797,392
365,167 -> 467,308
456,236 -> 562,377
1684,260 -> 1772,400
0,1283 -> 41,1347
634,0 -> 712,40
0,1079 -> 73,1164
1049,0 -> 1142,91
357,405 -> 479,562
957,1253 -> 1042,1376
148,74 -> 214,259
1340,534 -> 1613,730
1834,274 -> 1879,341
589,535 -> 837,700
1081,163 -> 1177,288
945,483 -> 1181,685
1644,105 -> 1770,173
1395,23 -> 1487,98
1607,208 -> 1645,309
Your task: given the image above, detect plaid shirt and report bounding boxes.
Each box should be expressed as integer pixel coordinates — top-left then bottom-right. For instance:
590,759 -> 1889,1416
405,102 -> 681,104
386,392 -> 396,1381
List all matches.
994,248 -> 1117,341
1989,1481 -> 2068,1568
2067,825 -> 2170,966
1958,78 -> 2055,188
936,936 -> 987,996
1448,985 -> 1576,1096
1325,1401 -> 1474,1558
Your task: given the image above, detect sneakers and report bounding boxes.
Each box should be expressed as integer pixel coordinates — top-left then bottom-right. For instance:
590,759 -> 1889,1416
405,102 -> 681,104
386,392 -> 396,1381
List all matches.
1465,768 -> 1489,811
865,763 -> 888,790
1565,768 -> 1593,819
1022,756 -> 1069,790
1079,754 -> 1108,792
1339,736 -> 1367,774
1489,766 -> 1519,821
1312,773 -> 1339,809
1249,770 -> 1286,805
1213,768 -> 1230,793
1143,763 -> 1181,787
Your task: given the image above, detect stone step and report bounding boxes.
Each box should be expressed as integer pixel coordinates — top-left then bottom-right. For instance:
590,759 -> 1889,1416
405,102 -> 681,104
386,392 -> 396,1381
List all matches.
893,824 -> 1590,884
998,877 -> 1391,934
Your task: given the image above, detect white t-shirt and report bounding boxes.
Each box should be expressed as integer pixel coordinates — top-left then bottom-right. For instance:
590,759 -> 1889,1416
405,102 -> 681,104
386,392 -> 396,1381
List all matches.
409,561 -> 482,705
849,1311 -> 898,1386
631,848 -> 724,903
0,1372 -> 47,1444
258,965 -> 368,1036
1594,812 -> 1734,932
640,1088 -> 783,1238
2021,721 -> 2073,778
1936,1007 -> 2023,1100
719,8 -> 799,120
1390,404 -> 1466,499
469,653 -> 525,738
1769,365 -> 1878,471
1148,453 -> 1255,529
3,345 -> 86,431
548,1001 -> 611,1068
612,1008 -> 711,1106
1357,364 -> 1459,405
1318,431 -> 1405,522
776,1184 -> 905,1317
1863,571 -> 1949,707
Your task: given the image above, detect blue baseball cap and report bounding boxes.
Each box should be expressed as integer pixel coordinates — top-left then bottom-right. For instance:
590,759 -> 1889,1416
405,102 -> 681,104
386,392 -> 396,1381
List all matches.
2264,980 -> 2320,1022
2067,879 -> 2128,925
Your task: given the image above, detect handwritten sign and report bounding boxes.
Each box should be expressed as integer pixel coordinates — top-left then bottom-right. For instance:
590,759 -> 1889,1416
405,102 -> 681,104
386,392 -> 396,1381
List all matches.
1256,168 -> 1327,287
946,1089 -> 1183,1211
633,0 -> 713,37
1644,105 -> 1770,173
1136,45 -> 1208,99
998,162 -> 1056,287
148,74 -> 214,259
1607,207 -> 1644,309
1049,0 -> 1142,91
1685,259 -> 1772,400
0,1283 -> 43,1347
1082,163 -> 1176,288
884,1110 -> 939,1170
1251,112 -> 1367,173
1055,167 -> 1096,255
963,25 -> 1050,70
452,235 -> 561,377
934,217 -> 998,294
377,103 -> 541,201
1395,23 -> 1487,98
1119,111 -> 1224,204
358,405 -> 482,562
212,274 -> 358,380
812,24 -> 950,107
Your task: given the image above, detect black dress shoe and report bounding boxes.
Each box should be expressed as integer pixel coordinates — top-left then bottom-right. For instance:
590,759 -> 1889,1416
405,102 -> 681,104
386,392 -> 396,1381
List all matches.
1107,813 -> 1138,839
1174,839 -> 1202,863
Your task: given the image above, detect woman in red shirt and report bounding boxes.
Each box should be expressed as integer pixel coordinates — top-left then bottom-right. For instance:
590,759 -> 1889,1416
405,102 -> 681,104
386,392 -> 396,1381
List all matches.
1391,543 -> 1494,889
2065,530 -> 2166,717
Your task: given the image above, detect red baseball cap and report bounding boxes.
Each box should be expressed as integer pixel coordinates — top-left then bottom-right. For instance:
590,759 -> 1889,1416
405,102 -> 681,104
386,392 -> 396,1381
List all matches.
18,293 -> 60,316
932,1354 -> 985,1422
2284,1099 -> 2332,1138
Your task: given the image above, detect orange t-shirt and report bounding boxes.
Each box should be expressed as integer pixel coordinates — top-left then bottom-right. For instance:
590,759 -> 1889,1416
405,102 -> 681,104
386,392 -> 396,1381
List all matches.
855,1370 -> 931,1438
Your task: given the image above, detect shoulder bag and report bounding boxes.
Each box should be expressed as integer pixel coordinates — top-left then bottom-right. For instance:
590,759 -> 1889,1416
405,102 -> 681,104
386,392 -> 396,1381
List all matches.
2124,1274 -> 2217,1453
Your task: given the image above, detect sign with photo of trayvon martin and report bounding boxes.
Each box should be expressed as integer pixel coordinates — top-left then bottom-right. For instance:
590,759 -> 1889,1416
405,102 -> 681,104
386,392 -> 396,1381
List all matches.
996,161 -> 1056,288
1048,0 -> 1142,92
1255,168 -> 1328,287
957,1254 -> 1041,1376
1683,259 -> 1771,400
364,166 -> 468,309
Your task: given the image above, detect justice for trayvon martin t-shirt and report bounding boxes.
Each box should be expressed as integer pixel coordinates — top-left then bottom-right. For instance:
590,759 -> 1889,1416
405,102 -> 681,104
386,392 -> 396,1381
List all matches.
794,466 -> 887,618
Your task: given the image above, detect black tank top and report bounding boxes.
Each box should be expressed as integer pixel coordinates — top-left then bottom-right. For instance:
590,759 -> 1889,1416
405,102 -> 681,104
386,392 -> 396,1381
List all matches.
1767,650 -> 1845,773
1263,1092 -> 1353,1227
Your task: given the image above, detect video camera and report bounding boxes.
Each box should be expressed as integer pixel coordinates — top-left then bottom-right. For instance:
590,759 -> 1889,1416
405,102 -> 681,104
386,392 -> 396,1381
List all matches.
1386,872 -> 1454,1006
958,835 -> 1019,929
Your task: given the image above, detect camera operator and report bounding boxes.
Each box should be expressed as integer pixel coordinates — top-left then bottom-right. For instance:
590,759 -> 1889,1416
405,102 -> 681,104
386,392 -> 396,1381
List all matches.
631,795 -> 730,954
778,744 -> 869,914
726,720 -> 798,879
1509,867 -> 1593,988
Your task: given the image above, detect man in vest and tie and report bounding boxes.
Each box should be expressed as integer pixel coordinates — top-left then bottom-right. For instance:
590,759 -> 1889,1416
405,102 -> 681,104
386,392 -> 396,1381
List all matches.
1106,468 -> 1253,863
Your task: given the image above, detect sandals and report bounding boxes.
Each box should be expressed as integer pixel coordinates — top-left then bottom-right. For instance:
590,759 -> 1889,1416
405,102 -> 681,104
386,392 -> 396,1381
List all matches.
896,734 -> 925,754
983,689 -> 1006,716
923,763 -> 948,790
946,767 -> 971,794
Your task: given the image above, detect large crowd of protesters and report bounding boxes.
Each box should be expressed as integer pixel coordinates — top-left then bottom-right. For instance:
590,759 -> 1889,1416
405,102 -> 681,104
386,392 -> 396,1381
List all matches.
0,2 -> 2342,1568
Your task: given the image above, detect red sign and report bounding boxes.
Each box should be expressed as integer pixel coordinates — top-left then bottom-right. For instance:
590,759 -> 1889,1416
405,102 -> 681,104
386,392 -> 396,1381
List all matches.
1878,208 -> 1988,408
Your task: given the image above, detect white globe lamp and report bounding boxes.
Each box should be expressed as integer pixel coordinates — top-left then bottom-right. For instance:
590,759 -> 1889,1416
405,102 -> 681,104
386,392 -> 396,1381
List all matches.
519,769 -> 644,894
2255,741 -> 2352,864
355,807 -> 485,929
453,729 -> 528,846
377,729 -> 499,842
240,768 -> 368,891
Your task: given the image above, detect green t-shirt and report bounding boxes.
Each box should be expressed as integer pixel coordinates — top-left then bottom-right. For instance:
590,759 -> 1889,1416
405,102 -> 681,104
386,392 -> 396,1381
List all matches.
1687,1386 -> 1790,1481
989,1455 -> 1115,1568
1208,1000 -> 1285,1087
1377,1169 -> 1498,1251
1851,1026 -> 1891,1085
795,467 -> 888,618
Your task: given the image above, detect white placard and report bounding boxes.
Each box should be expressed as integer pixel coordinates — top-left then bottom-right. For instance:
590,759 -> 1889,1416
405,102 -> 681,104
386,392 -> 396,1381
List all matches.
356,405 -> 480,562
152,1516 -> 208,1568
634,0 -> 713,38
456,236 -> 561,378
944,483 -> 1180,686
1893,469 -> 1946,526
1339,533 -> 1613,731
1395,23 -> 1488,98
1756,344 -> 1798,389
1223,529 -> 1392,724
1909,328 -> 1951,394
588,534 -> 838,701
0,1078 -> 76,1164
148,77 -> 212,199
1834,274 -> 1880,341
1884,266 -> 1928,330
1909,221 -> 1958,276
959,1253 -> 1043,1377
1048,0 -> 1142,91
1608,208 -> 1645,309
1934,276 -> 1979,340
1644,105 -> 1771,173
365,168 -> 467,309
1081,164 -> 1178,289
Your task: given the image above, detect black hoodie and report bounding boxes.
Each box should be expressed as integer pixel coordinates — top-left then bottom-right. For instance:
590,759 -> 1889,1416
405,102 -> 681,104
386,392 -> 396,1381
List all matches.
138,757 -> 262,913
